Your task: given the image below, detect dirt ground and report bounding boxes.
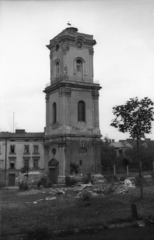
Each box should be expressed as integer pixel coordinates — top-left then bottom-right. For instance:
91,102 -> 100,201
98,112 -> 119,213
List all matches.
50,226 -> 154,240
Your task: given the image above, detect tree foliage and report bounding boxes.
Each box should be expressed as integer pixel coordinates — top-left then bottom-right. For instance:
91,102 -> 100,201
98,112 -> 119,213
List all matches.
110,97 -> 154,140
124,142 -> 154,171
110,97 -> 154,198
101,137 -> 117,171
70,162 -> 79,175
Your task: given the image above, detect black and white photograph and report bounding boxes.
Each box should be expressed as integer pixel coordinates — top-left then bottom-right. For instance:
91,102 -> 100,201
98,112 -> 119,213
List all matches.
1,0 -> 154,239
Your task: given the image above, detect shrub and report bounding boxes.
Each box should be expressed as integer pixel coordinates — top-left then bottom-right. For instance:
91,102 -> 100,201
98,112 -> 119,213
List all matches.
18,181 -> 28,191
80,191 -> 92,206
65,176 -> 77,186
119,176 -> 126,181
82,177 -> 90,184
105,175 -> 118,183
70,162 -> 79,175
37,176 -> 52,189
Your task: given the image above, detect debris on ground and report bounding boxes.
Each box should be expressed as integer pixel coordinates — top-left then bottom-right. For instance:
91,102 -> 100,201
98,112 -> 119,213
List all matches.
92,174 -> 106,184
124,179 -> 135,188
73,177 -> 136,199
18,174 -> 136,202
17,187 -> 66,196
45,196 -> 56,201
74,183 -> 93,192
144,215 -> 154,225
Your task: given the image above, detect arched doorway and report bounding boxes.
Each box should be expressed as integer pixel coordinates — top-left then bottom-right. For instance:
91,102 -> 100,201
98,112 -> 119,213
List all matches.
48,158 -> 59,184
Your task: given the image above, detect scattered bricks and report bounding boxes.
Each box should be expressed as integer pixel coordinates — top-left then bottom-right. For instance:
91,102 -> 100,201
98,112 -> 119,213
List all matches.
137,220 -> 145,227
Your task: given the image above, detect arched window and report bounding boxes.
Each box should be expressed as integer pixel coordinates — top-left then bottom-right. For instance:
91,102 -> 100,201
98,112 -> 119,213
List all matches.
73,57 -> 85,79
76,59 -> 82,72
56,61 -> 60,76
52,102 -> 57,123
78,101 -> 86,122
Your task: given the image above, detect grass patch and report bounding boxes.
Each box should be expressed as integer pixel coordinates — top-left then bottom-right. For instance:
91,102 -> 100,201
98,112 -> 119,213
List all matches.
1,186 -> 154,237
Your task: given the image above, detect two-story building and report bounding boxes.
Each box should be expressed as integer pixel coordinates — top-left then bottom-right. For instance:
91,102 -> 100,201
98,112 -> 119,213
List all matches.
0,130 -> 44,186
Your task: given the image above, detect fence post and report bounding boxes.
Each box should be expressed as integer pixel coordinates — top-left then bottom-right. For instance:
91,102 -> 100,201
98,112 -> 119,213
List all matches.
113,164 -> 116,176
131,203 -> 138,220
126,165 -> 129,176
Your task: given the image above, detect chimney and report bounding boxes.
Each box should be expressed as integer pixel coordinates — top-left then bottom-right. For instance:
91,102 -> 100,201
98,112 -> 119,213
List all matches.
15,129 -> 26,134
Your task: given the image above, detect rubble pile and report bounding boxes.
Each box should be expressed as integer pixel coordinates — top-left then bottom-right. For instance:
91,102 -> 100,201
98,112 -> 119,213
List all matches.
74,177 -> 136,199
18,174 -> 136,203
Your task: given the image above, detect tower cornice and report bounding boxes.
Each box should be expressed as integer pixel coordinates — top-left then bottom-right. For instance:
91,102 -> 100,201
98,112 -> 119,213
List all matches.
46,27 -> 96,50
43,80 -> 102,94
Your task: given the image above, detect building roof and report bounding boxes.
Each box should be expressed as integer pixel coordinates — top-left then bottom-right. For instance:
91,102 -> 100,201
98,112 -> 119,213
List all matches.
0,132 -> 44,139
119,140 -> 133,148
119,139 -> 154,148
110,142 -> 125,149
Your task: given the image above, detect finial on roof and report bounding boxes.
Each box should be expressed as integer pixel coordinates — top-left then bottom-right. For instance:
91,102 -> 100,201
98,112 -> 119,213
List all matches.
67,21 -> 71,26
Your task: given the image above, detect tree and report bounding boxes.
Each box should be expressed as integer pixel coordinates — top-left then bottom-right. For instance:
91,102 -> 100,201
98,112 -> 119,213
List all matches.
101,137 -> 117,173
124,141 -> 154,171
110,97 -> 154,198
21,166 -> 29,175
70,162 -> 79,175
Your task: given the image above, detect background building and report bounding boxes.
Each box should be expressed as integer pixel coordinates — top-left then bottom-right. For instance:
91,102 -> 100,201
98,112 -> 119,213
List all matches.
0,130 -> 44,186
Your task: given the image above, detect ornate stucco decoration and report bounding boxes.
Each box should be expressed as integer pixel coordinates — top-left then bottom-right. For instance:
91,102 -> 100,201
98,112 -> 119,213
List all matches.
63,66 -> 67,74
50,51 -> 53,59
59,87 -> 71,97
45,94 -> 50,102
51,122 -> 60,130
62,44 -> 70,54
92,90 -> 99,99
89,48 -> 94,55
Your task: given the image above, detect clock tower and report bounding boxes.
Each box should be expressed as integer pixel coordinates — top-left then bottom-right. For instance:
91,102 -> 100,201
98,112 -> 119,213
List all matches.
44,27 -> 102,183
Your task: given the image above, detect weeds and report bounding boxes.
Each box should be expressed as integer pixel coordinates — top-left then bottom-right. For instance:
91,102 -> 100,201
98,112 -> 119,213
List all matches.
1,186 -> 154,237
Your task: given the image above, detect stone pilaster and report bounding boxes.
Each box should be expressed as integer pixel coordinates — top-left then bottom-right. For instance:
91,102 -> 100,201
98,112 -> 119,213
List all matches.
45,94 -> 50,134
92,90 -> 99,127
59,88 -> 71,128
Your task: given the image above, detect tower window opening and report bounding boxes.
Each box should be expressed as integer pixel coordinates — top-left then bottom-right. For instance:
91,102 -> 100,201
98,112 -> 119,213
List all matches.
56,44 -> 59,51
79,160 -> 82,166
76,59 -> 82,72
52,102 -> 57,124
56,61 -> 60,76
78,101 -> 86,122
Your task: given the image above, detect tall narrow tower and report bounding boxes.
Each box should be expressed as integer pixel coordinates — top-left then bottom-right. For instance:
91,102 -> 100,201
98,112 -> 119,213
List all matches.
44,27 -> 102,183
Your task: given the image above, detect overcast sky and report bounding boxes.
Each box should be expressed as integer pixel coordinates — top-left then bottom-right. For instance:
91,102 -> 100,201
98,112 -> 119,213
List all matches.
1,0 -> 154,141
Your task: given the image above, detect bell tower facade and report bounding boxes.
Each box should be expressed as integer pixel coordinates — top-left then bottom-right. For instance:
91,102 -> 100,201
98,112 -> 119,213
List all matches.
44,27 -> 102,183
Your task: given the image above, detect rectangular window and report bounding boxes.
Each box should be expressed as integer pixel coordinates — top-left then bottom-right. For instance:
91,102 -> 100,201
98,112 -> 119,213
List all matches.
10,162 -> 15,169
9,157 -> 16,169
10,145 -> 15,154
24,145 -> 29,154
33,159 -> 39,169
24,159 -> 29,168
33,145 -> 39,154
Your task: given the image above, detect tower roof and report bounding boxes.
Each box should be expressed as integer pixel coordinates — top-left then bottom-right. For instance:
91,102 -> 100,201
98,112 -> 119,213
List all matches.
46,27 -> 96,50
